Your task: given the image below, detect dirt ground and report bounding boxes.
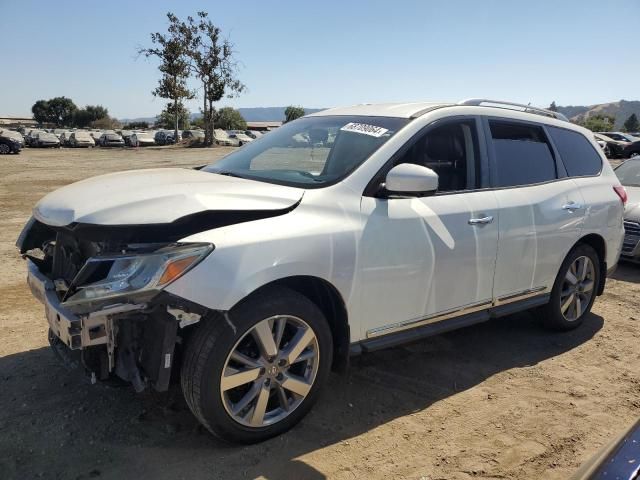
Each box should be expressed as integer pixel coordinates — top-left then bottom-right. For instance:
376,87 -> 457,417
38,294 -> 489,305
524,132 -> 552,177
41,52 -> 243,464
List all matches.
1,146 -> 639,480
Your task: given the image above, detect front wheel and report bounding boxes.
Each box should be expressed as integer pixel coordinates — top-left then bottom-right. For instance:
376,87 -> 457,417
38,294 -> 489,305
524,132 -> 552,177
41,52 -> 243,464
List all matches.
181,287 -> 333,443
541,244 -> 600,331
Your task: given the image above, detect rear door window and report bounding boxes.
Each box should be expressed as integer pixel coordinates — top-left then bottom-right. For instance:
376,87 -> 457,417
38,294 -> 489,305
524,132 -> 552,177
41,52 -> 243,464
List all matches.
547,126 -> 603,177
489,120 -> 557,187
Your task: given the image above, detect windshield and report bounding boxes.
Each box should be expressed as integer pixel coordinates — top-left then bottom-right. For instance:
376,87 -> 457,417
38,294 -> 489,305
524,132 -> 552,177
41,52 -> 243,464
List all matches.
75,132 -> 91,139
106,134 -> 121,140
40,133 -> 58,140
203,115 -> 409,187
615,160 -> 640,187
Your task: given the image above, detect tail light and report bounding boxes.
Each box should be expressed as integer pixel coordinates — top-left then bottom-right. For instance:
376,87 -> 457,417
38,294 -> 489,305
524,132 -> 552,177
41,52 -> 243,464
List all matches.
613,185 -> 628,206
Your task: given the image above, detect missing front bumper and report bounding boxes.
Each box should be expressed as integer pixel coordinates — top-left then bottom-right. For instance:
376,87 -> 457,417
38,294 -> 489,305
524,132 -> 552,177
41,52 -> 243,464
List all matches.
26,259 -> 199,392
27,259 -> 141,357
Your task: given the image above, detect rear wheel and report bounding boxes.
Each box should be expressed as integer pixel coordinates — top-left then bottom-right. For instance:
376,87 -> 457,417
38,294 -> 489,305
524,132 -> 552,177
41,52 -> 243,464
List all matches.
541,244 -> 600,331
181,287 -> 333,443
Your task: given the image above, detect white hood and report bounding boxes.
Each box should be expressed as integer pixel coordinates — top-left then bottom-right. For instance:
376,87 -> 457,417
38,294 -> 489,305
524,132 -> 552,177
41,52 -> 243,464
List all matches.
33,168 -> 303,226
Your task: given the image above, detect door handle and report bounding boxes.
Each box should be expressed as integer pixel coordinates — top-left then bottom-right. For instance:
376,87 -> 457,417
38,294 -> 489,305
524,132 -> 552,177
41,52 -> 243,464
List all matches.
562,202 -> 583,211
468,216 -> 494,225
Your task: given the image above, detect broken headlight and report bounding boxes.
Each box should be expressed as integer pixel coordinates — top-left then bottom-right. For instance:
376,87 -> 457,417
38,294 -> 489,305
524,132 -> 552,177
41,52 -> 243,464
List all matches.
62,243 -> 213,305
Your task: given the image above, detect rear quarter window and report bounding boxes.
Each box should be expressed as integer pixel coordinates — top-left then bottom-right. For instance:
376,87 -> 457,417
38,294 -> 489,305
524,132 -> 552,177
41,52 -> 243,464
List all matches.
547,126 -> 602,177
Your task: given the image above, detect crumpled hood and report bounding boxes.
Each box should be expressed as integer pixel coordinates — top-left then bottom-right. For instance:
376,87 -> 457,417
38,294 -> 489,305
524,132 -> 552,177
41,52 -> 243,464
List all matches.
625,186 -> 640,222
33,168 -> 304,226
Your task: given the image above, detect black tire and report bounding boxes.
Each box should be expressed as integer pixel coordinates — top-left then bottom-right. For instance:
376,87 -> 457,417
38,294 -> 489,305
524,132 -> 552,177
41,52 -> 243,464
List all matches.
541,244 -> 600,331
181,286 -> 333,444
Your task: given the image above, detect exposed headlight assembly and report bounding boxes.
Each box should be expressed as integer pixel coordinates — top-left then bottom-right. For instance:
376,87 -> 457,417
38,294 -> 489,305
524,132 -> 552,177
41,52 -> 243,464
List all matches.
62,243 -> 213,305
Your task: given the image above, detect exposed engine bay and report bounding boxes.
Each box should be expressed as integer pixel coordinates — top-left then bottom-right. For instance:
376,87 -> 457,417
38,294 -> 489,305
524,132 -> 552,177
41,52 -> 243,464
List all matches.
17,217 -> 215,392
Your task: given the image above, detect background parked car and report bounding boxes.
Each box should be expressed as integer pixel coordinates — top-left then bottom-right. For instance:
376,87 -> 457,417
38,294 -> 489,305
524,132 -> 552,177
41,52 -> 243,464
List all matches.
97,133 -> 125,147
245,130 -> 263,139
25,129 -> 45,146
51,129 -> 67,140
154,130 -> 180,145
614,158 -> 640,263
120,130 -> 136,146
130,132 -> 155,147
0,130 -> 23,154
593,133 -> 626,158
58,131 -> 75,147
598,131 -> 639,142
622,139 -> 640,158
32,132 -> 60,148
227,131 -> 254,146
182,129 -> 205,140
69,131 -> 95,148
213,128 -> 238,146
1,129 -> 25,147
89,131 -> 103,143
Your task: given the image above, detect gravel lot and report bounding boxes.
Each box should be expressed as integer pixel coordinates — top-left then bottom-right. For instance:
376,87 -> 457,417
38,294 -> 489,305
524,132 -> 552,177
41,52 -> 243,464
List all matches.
1,146 -> 639,480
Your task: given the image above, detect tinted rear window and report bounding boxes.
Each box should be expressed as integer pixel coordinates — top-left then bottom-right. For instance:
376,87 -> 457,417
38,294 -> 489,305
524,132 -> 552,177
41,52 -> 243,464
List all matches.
547,126 -> 602,177
489,121 -> 557,187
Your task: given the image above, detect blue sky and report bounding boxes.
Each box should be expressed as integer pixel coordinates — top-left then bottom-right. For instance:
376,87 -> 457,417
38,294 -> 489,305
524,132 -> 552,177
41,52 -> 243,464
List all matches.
2,0 -> 637,118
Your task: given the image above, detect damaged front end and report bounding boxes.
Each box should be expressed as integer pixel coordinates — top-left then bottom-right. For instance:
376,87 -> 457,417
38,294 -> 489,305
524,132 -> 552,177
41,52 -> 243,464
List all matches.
17,217 -> 213,392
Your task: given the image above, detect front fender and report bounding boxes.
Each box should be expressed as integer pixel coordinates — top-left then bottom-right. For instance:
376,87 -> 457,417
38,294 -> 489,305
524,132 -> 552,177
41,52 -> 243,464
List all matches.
164,202 -> 360,315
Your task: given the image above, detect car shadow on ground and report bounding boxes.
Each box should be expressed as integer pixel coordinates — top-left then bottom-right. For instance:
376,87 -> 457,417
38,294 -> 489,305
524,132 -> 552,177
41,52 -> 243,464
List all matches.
611,261 -> 640,283
0,310 -> 603,480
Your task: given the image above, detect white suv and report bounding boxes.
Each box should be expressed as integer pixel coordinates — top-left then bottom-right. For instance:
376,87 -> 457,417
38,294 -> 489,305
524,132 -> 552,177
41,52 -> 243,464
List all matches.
17,99 -> 626,443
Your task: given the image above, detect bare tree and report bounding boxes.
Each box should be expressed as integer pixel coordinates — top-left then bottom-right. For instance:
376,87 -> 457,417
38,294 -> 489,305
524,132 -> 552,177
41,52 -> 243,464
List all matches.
139,14 -> 194,142
170,12 -> 245,146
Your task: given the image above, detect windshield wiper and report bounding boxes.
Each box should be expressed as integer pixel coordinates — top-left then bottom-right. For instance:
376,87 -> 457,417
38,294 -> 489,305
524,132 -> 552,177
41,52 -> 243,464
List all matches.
293,171 -> 324,182
212,170 -> 245,179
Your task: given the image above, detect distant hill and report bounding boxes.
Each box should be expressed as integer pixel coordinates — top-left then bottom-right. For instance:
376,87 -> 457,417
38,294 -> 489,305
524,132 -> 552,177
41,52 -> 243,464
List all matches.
120,106 -> 326,125
557,100 -> 640,129
237,107 -> 325,122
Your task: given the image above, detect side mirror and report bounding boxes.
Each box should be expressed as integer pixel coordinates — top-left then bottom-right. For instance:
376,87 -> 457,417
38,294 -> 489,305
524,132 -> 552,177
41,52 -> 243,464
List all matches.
384,163 -> 439,195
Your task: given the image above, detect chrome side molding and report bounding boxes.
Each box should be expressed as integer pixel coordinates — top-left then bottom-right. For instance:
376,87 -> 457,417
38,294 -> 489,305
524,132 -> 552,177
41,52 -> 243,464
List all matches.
366,286 -> 548,339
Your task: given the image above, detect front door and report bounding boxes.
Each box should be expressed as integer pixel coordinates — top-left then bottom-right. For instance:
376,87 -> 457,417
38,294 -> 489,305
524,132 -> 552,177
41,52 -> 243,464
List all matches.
355,117 -> 499,338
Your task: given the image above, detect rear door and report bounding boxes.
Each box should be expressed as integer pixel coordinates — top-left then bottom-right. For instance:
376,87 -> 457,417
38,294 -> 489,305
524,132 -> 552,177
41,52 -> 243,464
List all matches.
485,118 -> 585,300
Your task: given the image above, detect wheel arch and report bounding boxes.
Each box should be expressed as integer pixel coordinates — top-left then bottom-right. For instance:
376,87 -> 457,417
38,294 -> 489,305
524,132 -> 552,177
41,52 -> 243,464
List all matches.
573,233 -> 607,295
234,275 -> 351,373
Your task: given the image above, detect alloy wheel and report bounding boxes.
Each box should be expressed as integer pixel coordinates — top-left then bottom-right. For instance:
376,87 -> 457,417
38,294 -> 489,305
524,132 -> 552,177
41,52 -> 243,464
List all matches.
0,144 -> 11,154
220,315 -> 320,427
560,256 -> 595,321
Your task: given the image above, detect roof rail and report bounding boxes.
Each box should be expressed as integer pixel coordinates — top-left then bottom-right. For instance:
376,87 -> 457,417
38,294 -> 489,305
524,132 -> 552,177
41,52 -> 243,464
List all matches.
457,98 -> 569,122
